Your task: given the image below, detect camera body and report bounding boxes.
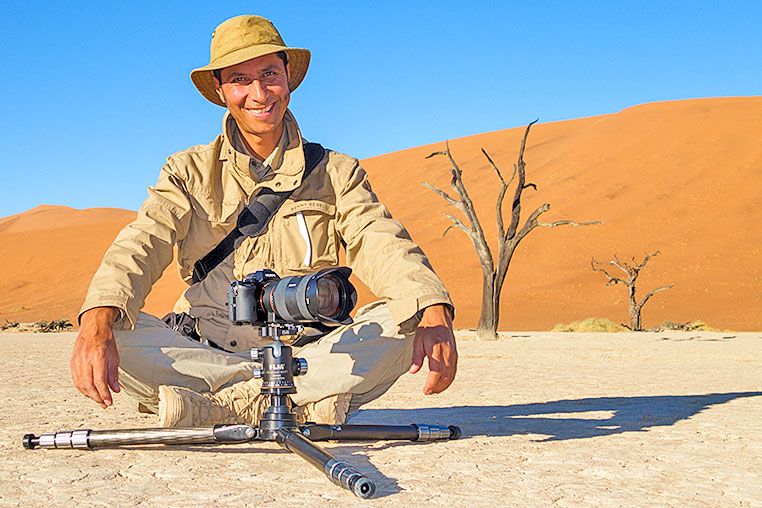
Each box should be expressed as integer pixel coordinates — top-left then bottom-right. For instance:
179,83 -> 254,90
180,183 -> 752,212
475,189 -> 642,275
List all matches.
227,267 -> 357,327
228,269 -> 281,325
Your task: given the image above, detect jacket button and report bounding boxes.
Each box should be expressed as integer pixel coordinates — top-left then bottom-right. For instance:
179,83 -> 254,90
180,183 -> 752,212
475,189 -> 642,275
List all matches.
230,340 -> 237,347
275,182 -> 281,187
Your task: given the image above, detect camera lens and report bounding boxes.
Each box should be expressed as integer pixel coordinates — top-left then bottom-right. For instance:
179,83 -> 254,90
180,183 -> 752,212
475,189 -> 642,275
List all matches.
317,276 -> 341,318
249,267 -> 357,326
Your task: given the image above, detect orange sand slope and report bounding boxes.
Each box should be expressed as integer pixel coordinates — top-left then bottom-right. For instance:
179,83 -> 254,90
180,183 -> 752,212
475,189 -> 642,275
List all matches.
1,97 -> 760,330
0,206 -> 186,325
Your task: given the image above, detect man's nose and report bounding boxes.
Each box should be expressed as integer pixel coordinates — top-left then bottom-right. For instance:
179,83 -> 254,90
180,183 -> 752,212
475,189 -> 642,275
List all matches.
247,79 -> 268,102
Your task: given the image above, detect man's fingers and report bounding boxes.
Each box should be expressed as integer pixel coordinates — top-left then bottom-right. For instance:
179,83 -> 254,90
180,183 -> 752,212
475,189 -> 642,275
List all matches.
107,354 -> 121,393
423,371 -> 438,395
423,368 -> 455,395
422,342 -> 455,394
409,333 -> 426,374
93,368 -> 113,407
79,366 -> 107,408
108,372 -> 120,393
71,306 -> 120,409
71,342 -> 118,408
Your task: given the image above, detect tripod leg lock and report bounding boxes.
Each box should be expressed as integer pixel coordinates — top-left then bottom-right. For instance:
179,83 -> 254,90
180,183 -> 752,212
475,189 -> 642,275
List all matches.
413,424 -> 461,441
325,458 -> 376,498
23,430 -> 92,450
213,424 -> 258,442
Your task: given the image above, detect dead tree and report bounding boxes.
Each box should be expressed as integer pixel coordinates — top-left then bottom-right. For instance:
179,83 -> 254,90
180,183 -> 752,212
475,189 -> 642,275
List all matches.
591,251 -> 673,331
423,121 -> 599,340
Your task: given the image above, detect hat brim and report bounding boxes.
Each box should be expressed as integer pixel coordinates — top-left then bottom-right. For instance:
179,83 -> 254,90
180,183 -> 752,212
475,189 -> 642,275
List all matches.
190,46 -> 310,107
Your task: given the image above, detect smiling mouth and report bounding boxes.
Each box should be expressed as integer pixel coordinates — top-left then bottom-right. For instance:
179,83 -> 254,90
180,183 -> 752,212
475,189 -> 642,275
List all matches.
246,103 -> 275,116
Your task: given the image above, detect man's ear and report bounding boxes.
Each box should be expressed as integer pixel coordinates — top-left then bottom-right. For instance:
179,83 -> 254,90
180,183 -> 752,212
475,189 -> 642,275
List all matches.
213,75 -> 226,105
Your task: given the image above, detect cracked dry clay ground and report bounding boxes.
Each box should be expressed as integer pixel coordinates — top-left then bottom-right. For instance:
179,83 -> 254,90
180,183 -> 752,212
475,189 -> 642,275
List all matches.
1,330 -> 760,507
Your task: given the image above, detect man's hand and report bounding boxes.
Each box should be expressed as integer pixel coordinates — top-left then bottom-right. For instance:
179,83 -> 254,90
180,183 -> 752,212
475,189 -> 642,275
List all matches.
409,304 -> 457,395
70,306 -> 121,408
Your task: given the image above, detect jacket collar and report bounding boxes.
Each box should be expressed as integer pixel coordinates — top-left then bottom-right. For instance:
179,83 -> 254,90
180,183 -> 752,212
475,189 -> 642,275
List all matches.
219,110 -> 307,194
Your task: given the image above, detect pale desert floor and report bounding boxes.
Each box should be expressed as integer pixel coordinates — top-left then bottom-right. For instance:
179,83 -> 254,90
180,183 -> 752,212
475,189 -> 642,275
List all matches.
1,330 -> 760,507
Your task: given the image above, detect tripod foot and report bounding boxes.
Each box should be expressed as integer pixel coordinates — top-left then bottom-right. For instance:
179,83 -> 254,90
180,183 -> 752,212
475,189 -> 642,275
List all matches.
277,428 -> 377,498
325,458 -> 375,498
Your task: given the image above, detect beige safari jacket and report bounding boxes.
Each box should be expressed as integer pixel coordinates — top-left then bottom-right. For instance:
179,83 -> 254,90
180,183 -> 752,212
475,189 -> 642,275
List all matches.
80,111 -> 452,351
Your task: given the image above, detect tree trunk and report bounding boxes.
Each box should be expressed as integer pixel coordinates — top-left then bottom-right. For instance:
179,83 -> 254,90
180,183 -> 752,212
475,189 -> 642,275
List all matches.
477,273 -> 498,340
424,130 -> 598,339
628,285 -> 641,331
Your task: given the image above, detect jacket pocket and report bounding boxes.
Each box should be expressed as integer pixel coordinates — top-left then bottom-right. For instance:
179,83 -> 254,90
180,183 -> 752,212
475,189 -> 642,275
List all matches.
193,196 -> 242,225
275,200 -> 338,271
178,197 -> 243,278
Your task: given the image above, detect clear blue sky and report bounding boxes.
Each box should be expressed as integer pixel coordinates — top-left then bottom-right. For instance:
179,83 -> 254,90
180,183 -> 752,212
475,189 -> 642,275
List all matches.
1,1 -> 760,218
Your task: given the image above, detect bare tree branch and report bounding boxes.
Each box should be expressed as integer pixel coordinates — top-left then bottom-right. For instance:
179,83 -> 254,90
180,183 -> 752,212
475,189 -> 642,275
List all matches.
634,251 -> 660,271
591,258 -> 627,285
638,285 -> 673,308
423,120 -> 599,339
538,219 -> 603,228
422,182 -> 462,209
441,225 -> 456,237
513,203 -> 550,243
592,251 -> 671,330
481,148 -> 508,240
424,142 -> 495,278
505,120 -> 538,241
508,163 -> 518,188
442,213 -> 471,236
611,253 -> 627,271
481,148 -> 505,185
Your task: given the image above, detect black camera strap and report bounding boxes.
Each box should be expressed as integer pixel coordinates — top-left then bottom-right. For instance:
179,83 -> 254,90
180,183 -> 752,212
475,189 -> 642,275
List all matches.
191,142 -> 325,284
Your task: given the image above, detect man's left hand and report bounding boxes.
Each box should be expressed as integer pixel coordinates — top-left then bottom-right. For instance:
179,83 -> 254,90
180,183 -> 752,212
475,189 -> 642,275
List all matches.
409,304 -> 457,395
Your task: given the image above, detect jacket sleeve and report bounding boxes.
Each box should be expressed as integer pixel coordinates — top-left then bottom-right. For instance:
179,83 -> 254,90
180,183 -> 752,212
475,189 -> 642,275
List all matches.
334,157 -> 453,333
79,163 -> 193,330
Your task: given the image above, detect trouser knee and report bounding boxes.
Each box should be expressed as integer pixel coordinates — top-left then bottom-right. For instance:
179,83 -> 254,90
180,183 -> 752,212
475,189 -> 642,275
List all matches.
291,301 -> 414,408
113,312 -> 257,409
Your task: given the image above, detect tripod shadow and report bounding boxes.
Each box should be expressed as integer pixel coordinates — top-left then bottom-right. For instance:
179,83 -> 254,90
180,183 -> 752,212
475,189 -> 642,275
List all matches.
326,391 -> 758,494
153,442 -> 400,495
93,394 -> 761,498
348,391 -> 762,442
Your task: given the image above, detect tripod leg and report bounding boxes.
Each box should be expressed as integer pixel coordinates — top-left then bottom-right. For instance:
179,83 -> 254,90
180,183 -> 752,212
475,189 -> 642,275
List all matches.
301,423 -> 461,442
23,424 -> 257,449
276,428 -> 375,499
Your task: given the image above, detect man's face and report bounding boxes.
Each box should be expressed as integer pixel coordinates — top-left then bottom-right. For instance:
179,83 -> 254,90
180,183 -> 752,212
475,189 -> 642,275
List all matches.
214,53 -> 290,141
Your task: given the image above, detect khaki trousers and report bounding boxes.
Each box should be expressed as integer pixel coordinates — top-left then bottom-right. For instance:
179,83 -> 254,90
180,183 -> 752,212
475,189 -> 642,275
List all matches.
114,301 -> 414,416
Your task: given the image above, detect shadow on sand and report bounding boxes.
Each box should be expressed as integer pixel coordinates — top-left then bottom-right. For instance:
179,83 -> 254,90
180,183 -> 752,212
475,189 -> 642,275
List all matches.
63,392 -> 761,498
349,391 -> 762,442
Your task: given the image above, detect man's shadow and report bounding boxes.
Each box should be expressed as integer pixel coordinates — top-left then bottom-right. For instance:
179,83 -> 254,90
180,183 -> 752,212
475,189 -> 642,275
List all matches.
332,391 -> 762,496
309,327 -> 762,494
348,391 -> 762,442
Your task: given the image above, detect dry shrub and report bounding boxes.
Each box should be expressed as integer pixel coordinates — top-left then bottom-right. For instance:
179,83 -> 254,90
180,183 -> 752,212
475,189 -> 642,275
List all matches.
553,318 -> 628,333
553,318 -> 724,333
658,320 -> 723,332
0,319 -> 72,333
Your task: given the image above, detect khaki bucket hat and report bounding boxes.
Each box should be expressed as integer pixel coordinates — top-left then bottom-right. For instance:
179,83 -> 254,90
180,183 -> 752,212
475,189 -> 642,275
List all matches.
191,15 -> 310,107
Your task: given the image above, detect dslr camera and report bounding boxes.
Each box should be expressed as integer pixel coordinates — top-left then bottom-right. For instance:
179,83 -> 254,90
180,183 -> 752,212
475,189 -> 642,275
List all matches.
227,267 -> 357,327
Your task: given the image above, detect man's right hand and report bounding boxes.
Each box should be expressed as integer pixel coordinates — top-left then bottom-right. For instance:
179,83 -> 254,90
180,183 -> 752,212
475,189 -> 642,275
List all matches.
70,306 -> 121,408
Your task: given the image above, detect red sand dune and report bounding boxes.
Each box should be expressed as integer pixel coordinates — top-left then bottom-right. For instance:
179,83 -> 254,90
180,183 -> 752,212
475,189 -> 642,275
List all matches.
1,97 -> 760,331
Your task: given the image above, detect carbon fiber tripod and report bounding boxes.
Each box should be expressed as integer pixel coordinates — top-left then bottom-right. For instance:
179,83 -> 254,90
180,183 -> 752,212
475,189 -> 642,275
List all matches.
23,323 -> 461,499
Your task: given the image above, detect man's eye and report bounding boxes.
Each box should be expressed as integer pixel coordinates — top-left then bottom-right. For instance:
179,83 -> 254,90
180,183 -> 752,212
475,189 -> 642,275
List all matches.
231,77 -> 250,84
